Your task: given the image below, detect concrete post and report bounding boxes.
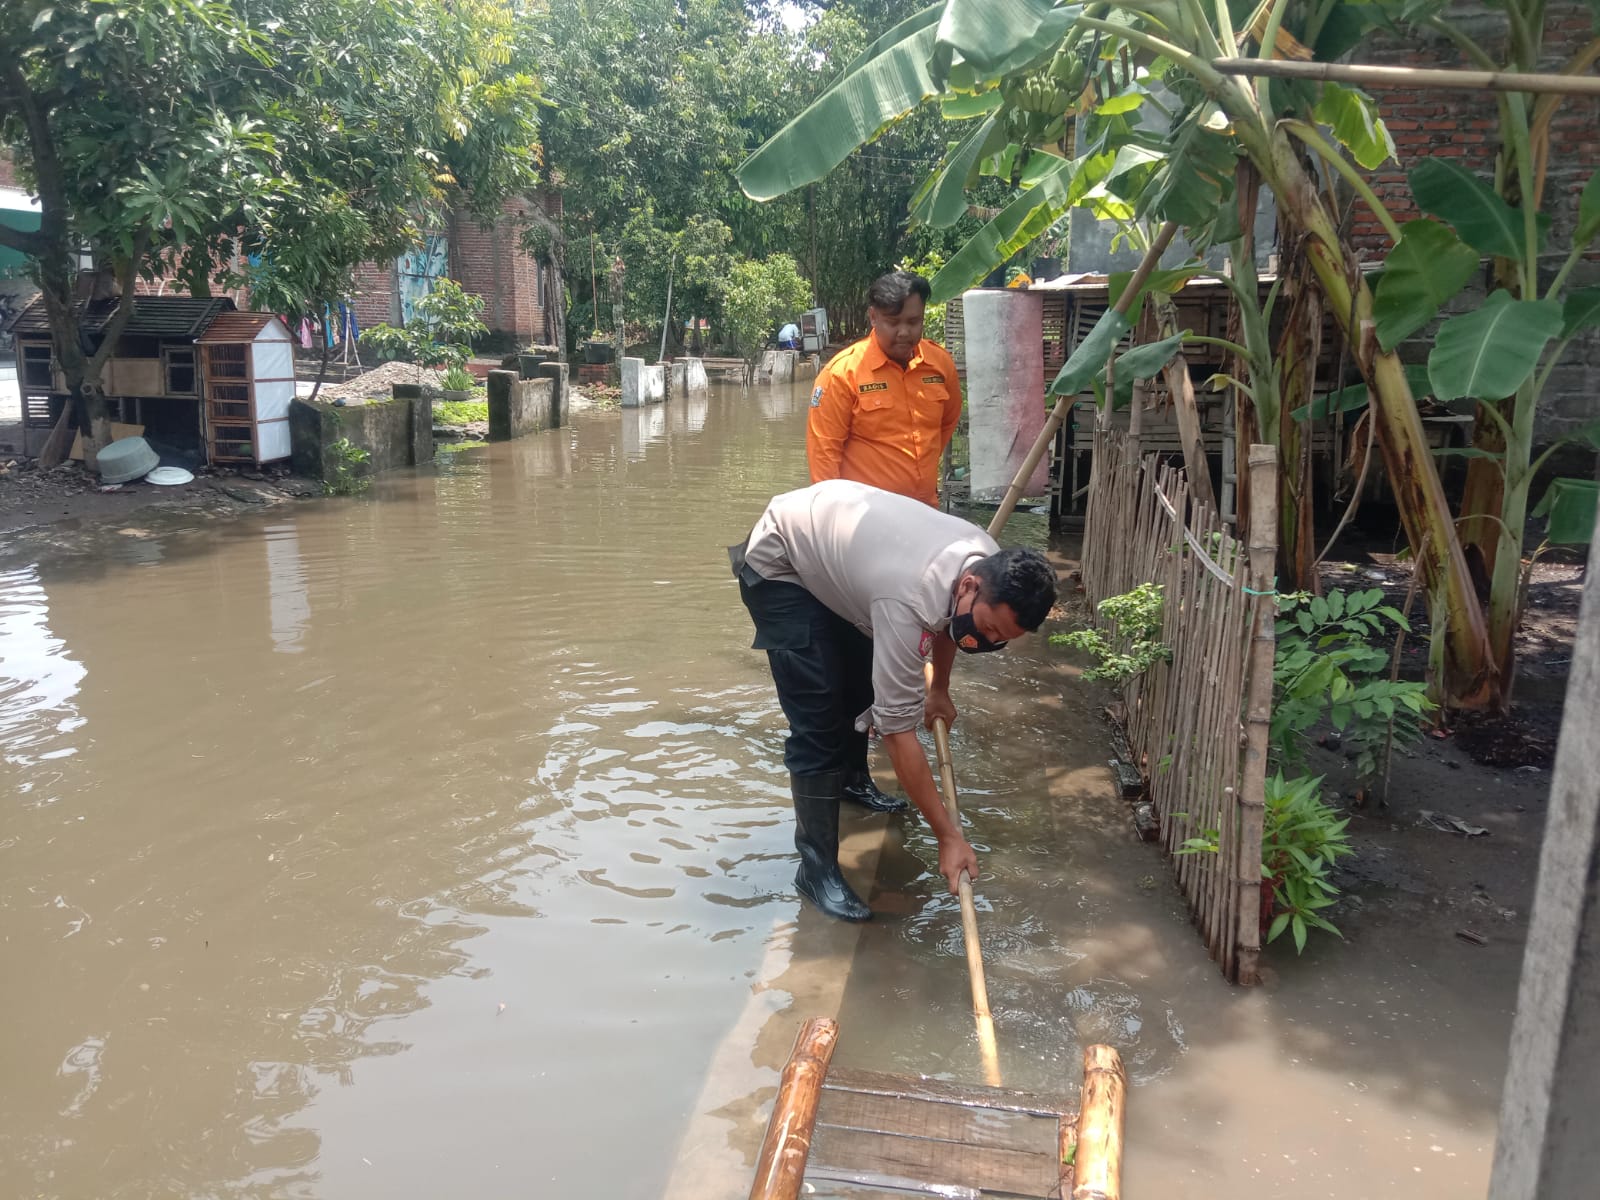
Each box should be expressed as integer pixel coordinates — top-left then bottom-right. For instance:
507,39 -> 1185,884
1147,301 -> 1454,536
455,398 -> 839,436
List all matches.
392,382 -> 431,465
621,356 -> 644,408
536,362 -> 567,428
486,370 -> 517,441
1489,538 -> 1600,1200
964,288 -> 1049,502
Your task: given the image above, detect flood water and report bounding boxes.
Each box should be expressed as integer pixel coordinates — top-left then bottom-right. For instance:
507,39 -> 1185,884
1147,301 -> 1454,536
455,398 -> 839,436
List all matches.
2,383 -> 1520,1198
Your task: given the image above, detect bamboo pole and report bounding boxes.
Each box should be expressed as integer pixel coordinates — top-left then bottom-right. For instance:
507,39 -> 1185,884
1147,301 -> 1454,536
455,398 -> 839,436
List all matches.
924,659 -> 1003,1087
986,221 -> 1179,540
1213,56 -> 1600,97
1235,445 -> 1278,985
1072,1044 -> 1127,1200
748,1017 -> 839,1200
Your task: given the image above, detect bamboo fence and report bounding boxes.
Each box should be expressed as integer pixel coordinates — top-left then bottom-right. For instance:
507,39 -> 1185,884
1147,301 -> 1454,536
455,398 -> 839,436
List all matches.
1080,428 -> 1278,984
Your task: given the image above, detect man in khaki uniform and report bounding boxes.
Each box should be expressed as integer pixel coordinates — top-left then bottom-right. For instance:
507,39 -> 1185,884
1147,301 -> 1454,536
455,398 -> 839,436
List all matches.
806,270 -> 965,815
730,480 -> 1057,921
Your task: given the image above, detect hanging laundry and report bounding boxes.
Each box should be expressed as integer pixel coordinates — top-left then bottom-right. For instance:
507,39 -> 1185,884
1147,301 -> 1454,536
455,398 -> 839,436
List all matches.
299,317 -> 314,349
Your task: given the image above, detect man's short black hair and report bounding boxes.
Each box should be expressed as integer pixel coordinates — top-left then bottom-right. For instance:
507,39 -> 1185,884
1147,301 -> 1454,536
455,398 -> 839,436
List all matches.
971,548 -> 1057,631
867,270 -> 932,315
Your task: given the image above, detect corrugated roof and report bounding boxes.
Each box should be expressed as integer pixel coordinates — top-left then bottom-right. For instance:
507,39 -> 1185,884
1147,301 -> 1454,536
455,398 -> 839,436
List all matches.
196,311 -> 285,343
9,295 -> 234,339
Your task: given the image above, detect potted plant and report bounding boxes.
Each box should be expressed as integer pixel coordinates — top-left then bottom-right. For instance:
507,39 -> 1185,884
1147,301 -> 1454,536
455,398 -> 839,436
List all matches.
583,332 -> 614,364
441,365 -> 477,401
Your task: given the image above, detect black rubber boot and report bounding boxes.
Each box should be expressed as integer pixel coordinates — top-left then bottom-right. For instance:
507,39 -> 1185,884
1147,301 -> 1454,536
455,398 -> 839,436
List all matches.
841,766 -> 909,814
791,771 -> 873,922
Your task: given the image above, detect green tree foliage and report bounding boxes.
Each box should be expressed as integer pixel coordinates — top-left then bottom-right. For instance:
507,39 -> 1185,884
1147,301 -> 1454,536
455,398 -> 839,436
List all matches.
721,253 -> 813,364
0,0 -> 540,466
531,0 -> 955,346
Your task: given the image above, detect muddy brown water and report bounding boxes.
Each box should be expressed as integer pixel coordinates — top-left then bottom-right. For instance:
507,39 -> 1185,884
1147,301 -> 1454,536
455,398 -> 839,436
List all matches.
2,384 -> 1520,1198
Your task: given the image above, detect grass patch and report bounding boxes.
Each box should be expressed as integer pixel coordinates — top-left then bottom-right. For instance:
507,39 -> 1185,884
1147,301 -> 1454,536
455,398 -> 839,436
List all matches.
435,441 -> 484,454
434,399 -> 489,425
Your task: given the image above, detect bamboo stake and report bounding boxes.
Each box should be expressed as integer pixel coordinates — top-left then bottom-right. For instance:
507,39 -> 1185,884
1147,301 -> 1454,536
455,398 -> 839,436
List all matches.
1235,445 -> 1279,985
924,660 -> 1003,1087
987,221 -> 1179,540
1072,1044 -> 1127,1200
748,1017 -> 839,1200
1213,56 -> 1600,97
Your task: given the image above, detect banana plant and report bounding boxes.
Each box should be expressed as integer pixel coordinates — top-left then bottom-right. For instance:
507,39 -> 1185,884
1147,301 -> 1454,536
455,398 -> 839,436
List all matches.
738,0 -> 1599,710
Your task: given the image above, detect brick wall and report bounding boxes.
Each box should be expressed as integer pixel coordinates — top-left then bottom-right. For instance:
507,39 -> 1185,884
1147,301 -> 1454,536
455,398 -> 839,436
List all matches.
1351,3 -> 1599,262
1349,3 -> 1600,442
0,151 -> 17,188
350,260 -> 397,331
448,193 -> 560,344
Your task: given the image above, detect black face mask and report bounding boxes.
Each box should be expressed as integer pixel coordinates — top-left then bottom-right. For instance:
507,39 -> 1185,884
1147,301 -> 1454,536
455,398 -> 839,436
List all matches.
950,592 -> 1007,654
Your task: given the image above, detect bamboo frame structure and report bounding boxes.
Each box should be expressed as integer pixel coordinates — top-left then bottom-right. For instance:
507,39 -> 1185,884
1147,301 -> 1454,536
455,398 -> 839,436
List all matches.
748,1027 -> 1127,1200
1079,430 -> 1277,983
1212,56 -> 1600,97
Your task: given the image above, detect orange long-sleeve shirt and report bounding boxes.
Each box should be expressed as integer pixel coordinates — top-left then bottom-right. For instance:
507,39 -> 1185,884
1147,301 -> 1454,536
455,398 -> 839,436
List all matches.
805,334 -> 963,508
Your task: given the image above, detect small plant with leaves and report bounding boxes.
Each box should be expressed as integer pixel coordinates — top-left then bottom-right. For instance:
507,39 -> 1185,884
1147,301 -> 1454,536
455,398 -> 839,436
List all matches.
1179,772 -> 1353,954
324,437 -> 371,497
359,278 -> 488,382
441,365 -> 477,393
1053,583 -> 1170,685
1272,589 -> 1433,782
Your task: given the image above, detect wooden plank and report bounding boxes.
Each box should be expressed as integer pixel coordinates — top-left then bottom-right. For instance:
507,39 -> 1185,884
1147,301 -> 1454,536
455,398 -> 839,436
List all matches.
809,1125 -> 1060,1199
823,1067 -> 1071,1118
806,1168 -> 981,1198
816,1088 -> 1058,1156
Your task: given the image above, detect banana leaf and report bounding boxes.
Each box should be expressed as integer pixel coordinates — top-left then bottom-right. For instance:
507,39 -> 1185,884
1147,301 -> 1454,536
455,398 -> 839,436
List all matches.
737,5 -> 943,201
910,113 -> 1006,228
1427,289 -> 1564,403
929,156 -> 1078,302
932,0 -> 1082,85
1372,219 -> 1479,352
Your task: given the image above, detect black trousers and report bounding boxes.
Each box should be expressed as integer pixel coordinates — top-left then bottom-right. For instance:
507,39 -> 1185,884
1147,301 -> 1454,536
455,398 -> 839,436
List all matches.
736,563 -> 875,776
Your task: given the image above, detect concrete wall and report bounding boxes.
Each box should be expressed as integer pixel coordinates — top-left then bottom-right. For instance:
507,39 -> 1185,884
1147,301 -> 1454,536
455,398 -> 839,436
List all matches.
669,358 -> 710,397
964,289 -> 1051,502
289,389 -> 432,481
621,357 -> 666,408
486,370 -> 556,441
756,349 -> 796,384
535,361 -> 568,429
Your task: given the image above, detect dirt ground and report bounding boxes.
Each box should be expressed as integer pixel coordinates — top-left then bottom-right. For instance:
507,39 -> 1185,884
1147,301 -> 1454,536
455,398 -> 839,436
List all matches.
0,455 -> 320,542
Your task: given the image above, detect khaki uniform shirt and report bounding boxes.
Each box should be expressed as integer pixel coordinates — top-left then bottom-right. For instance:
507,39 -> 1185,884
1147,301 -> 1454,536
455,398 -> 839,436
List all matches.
742,480 -> 998,735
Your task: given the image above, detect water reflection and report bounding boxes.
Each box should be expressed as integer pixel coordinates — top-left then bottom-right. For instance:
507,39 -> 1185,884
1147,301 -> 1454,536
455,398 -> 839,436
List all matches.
0,564 -> 86,768
0,383 -> 827,1199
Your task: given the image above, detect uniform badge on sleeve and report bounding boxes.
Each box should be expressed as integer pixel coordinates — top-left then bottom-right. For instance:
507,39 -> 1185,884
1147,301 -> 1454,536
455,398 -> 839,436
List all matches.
810,386 -> 823,407
919,630 -> 934,658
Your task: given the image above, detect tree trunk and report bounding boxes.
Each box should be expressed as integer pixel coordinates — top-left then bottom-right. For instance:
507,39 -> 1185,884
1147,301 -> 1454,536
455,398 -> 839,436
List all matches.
1274,251 -> 1322,592
1458,406 -> 1508,588
1265,134 -> 1499,707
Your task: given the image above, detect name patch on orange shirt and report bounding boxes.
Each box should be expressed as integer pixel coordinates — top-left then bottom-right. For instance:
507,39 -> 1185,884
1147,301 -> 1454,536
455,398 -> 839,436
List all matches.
858,381 -> 889,393
921,374 -> 945,384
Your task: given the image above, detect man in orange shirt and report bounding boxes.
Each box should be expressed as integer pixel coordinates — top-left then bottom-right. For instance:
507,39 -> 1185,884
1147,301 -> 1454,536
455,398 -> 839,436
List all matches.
807,270 -> 964,814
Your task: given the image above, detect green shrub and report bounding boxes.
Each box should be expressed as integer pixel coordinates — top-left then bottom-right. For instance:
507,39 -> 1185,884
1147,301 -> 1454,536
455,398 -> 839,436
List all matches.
1272,589 -> 1434,782
1180,772 -> 1353,954
1051,582 -> 1169,685
324,437 -> 370,496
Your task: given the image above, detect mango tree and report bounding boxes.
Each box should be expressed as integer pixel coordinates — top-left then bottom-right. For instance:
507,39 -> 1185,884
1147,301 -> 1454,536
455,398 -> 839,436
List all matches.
738,0 -> 1600,710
